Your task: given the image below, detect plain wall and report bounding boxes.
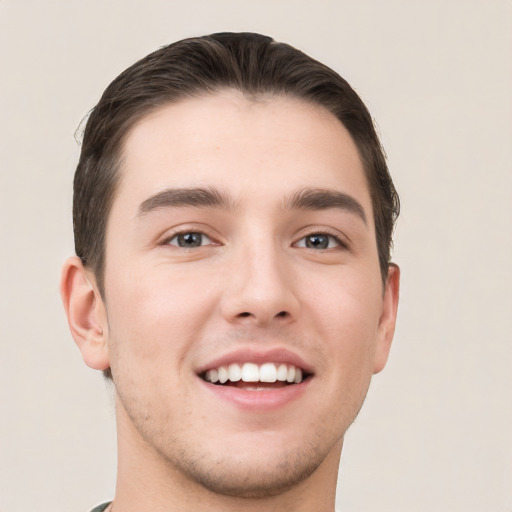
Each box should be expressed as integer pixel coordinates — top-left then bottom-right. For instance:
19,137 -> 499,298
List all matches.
0,1 -> 511,511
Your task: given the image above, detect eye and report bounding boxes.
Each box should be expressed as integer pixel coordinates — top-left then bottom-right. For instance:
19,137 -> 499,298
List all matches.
167,232 -> 213,248
295,233 -> 342,250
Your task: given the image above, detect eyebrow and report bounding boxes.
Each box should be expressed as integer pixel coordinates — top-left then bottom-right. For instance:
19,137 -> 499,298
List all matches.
138,185 -> 367,224
138,187 -> 233,215
286,187 -> 367,224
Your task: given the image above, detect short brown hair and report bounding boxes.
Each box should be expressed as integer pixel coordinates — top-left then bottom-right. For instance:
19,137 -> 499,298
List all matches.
73,32 -> 399,295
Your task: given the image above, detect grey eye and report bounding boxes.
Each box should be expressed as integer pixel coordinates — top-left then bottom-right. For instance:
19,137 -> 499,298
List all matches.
295,234 -> 340,249
305,234 -> 329,249
168,232 -> 212,248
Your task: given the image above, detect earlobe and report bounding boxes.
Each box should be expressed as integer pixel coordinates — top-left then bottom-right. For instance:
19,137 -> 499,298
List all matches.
373,263 -> 400,374
60,256 -> 110,371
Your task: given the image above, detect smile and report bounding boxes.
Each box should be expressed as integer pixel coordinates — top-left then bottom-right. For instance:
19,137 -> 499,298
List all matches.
201,362 -> 306,388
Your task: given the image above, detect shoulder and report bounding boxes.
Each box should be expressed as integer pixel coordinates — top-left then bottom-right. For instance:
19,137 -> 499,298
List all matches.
89,503 -> 111,512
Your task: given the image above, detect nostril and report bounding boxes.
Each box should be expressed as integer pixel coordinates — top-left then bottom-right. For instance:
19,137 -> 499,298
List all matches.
233,310 -> 291,322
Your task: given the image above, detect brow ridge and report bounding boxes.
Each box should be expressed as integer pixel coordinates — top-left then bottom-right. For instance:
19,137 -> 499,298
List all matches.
138,187 -> 232,215
138,186 -> 367,225
286,187 -> 367,224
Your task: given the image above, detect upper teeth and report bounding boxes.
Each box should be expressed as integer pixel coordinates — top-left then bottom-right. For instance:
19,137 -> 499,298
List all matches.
204,363 -> 303,384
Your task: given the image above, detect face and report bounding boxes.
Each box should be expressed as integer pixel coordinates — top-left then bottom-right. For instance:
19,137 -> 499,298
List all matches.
100,91 -> 398,497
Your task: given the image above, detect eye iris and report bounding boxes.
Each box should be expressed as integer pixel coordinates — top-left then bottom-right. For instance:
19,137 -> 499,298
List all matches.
306,234 -> 329,249
177,232 -> 202,247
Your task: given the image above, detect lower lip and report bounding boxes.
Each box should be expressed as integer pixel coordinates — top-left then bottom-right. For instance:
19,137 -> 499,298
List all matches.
198,377 -> 312,411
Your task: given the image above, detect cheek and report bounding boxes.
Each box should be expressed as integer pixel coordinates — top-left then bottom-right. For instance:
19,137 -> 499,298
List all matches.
104,264 -> 218,374
297,271 -> 383,435
313,265 -> 381,329
308,269 -> 383,375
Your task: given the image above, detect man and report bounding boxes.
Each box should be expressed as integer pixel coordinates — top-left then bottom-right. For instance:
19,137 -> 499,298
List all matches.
61,32 -> 400,512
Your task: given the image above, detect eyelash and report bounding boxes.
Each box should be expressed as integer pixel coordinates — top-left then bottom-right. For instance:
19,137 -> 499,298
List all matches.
161,229 -> 347,251
163,231 -> 216,248
293,232 -> 346,250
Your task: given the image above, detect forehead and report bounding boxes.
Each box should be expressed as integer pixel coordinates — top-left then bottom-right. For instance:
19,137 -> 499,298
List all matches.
115,91 -> 371,213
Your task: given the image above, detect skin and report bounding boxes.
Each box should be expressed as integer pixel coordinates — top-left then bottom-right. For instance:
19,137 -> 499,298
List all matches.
61,91 -> 399,512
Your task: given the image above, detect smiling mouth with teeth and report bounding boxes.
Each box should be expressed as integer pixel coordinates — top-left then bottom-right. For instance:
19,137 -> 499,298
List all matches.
201,362 -> 307,390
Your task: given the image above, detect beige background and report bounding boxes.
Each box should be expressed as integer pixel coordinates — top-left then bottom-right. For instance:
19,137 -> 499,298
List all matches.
1,1 -> 511,511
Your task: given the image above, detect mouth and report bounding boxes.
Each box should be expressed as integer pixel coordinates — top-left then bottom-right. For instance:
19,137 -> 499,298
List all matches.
199,362 -> 312,391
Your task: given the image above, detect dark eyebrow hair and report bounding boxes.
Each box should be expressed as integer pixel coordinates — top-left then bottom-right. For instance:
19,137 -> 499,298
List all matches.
138,187 -> 232,215
286,187 -> 367,224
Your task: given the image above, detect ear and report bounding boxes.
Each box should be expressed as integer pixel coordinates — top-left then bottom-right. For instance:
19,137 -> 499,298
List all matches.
373,263 -> 400,374
60,256 -> 110,371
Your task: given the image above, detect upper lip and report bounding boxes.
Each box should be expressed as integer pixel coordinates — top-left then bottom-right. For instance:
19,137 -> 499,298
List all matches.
196,347 -> 314,375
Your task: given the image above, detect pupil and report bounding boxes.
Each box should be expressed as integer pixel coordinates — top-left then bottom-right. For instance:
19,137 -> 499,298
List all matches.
178,232 -> 202,247
306,234 -> 328,249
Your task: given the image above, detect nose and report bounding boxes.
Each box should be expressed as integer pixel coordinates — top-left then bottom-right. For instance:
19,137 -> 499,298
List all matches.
220,243 -> 300,327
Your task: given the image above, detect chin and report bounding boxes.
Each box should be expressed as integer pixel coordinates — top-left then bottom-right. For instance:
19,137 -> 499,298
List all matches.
155,425 -> 345,499
175,449 -> 324,498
